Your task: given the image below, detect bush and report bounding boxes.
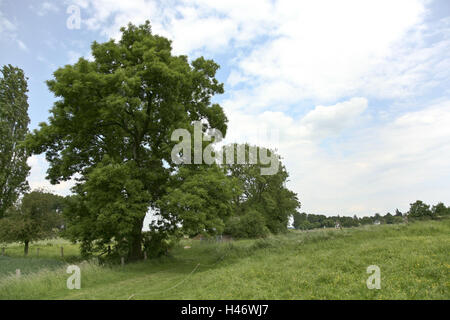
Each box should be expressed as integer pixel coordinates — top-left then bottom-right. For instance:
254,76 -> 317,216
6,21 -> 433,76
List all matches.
225,210 -> 270,239
142,230 -> 177,258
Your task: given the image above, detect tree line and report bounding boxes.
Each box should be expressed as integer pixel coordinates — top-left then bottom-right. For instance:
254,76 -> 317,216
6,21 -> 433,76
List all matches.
293,200 -> 450,230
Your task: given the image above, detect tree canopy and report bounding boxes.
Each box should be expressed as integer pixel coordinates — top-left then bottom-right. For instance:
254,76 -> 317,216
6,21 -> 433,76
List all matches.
157,165 -> 240,237
408,200 -> 433,220
0,190 -> 65,255
26,21 -> 228,260
223,144 -> 300,237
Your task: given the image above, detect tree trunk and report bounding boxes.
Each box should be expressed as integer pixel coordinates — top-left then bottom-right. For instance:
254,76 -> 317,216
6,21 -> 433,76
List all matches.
24,240 -> 29,256
127,218 -> 144,261
128,233 -> 143,261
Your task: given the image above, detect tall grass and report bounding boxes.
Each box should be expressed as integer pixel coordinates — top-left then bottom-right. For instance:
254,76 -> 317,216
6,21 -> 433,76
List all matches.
0,219 -> 448,299
0,239 -> 80,262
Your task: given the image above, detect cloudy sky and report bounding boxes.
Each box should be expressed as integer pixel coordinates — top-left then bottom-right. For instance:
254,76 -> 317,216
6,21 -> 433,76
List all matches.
1,0 -> 449,217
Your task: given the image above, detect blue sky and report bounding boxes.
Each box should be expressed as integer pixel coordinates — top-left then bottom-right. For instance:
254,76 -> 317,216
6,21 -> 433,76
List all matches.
1,0 -> 449,217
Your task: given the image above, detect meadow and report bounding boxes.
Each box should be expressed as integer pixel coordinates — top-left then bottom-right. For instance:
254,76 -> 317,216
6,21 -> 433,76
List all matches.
0,219 -> 448,300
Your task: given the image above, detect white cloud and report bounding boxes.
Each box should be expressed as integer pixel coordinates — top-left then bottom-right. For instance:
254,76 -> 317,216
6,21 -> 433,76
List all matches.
22,0 -> 450,216
225,97 -> 368,143
35,2 -> 60,16
220,1 -> 449,110
71,0 -> 449,104
27,155 -> 75,197
0,10 -> 28,51
36,55 -> 57,70
300,98 -> 368,140
16,39 -> 28,51
0,11 -> 16,34
72,0 -> 276,54
223,98 -> 450,216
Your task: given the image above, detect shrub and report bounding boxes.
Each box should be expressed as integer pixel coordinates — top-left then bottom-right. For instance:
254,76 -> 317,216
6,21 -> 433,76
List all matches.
142,230 -> 177,258
225,210 -> 270,239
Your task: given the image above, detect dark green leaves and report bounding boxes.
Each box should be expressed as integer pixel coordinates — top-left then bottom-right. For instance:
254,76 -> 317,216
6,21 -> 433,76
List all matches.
0,65 -> 30,218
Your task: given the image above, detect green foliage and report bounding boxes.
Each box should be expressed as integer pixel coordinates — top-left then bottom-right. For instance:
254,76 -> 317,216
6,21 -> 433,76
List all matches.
142,229 -> 178,258
0,190 -> 65,254
26,21 -> 228,260
225,144 -> 300,235
384,212 -> 394,224
63,157 -> 151,259
157,165 -> 240,237
292,200 -> 448,231
408,200 -> 434,220
292,212 -> 306,229
225,209 -> 270,239
431,202 -> 449,217
0,65 -> 30,218
293,212 -> 347,230
293,212 -> 331,230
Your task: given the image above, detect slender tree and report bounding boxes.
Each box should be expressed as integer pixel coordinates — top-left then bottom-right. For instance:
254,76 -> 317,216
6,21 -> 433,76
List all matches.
0,65 -> 30,218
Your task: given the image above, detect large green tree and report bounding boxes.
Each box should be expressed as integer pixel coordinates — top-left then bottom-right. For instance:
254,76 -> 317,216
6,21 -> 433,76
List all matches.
26,22 -> 228,260
0,190 -> 65,255
0,65 -> 30,218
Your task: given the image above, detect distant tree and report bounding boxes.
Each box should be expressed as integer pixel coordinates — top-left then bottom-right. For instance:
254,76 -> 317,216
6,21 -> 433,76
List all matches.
408,200 -> 433,220
308,213 -> 328,226
0,65 -> 30,218
0,190 -> 65,255
289,202 -> 444,231
323,218 -> 335,228
297,220 -> 314,231
431,202 -> 449,217
293,212 -> 307,229
360,216 -> 374,225
340,216 -> 358,227
384,212 -> 394,224
392,215 -> 403,224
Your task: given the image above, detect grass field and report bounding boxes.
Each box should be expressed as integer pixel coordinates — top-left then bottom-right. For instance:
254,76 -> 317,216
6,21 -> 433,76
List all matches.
0,219 -> 449,299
